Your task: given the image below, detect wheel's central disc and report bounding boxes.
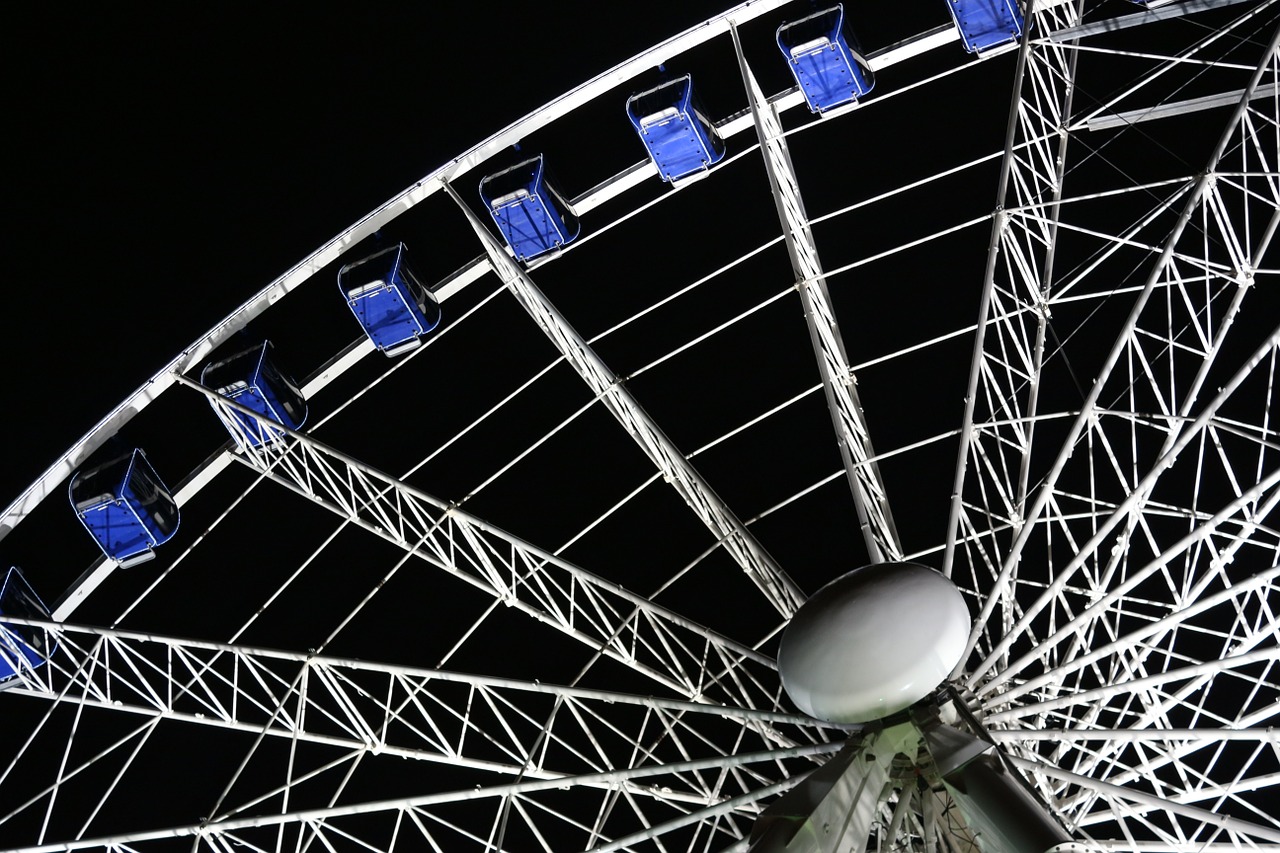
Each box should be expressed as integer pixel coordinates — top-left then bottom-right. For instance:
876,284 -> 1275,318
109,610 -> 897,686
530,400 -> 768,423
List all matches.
778,562 -> 970,724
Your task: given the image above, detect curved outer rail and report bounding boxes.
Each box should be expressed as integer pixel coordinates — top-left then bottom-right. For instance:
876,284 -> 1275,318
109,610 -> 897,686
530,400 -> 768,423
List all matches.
0,0 -> 1087,545
0,0 -> 795,544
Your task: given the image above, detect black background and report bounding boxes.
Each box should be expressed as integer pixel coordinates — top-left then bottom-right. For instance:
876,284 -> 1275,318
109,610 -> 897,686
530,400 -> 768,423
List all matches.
3,2 -> 955,501
7,1 -> 1271,847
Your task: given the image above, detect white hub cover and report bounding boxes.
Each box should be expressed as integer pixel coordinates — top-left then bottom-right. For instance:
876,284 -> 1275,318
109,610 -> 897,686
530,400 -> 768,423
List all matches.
778,562 -> 970,723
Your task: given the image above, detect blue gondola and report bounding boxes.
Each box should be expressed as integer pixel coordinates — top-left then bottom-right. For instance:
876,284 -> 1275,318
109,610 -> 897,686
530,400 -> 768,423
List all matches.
479,156 -> 580,262
945,0 -> 1025,55
339,243 -> 442,357
777,6 -> 874,114
69,449 -> 179,568
201,340 -> 308,447
0,567 -> 56,684
626,75 -> 726,183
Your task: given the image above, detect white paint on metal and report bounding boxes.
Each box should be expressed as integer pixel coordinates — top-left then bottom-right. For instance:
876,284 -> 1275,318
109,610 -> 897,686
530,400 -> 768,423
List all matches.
444,181 -> 806,617
778,563 -> 969,723
731,24 -> 903,564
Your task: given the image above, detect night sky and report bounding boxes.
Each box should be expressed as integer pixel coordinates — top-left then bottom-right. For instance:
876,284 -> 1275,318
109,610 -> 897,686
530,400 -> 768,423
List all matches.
3,2 -> 754,496
1,4 -> 983,843
4,2 -> 1275,849
3,0 -> 974,594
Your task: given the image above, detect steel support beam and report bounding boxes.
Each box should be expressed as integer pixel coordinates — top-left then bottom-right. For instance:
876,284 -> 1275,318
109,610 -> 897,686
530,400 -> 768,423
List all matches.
443,183 -> 805,617
945,0 -> 1084,579
976,458 -> 1280,695
3,618 -> 822,803
1010,756 -> 1280,845
960,27 -> 1280,678
730,24 -> 903,565
172,376 -> 781,710
10,743 -> 839,853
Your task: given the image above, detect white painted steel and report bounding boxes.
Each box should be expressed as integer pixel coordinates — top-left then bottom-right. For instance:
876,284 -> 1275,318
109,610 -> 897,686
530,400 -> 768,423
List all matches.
3,2 -> 1279,852
443,181 -> 806,617
0,0 -> 1076,551
175,375 -> 783,710
777,564 -> 968,723
731,24 -> 903,565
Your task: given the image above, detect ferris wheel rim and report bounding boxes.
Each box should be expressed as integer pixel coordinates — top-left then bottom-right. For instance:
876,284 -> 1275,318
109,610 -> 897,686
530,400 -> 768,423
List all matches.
2,1 -> 1278,850
0,0 -> 1082,549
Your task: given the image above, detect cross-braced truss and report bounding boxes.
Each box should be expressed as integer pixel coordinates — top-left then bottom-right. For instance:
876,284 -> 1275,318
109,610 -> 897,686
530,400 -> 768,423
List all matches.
1,619 -> 840,849
948,2 -> 1280,847
2,3 -> 1278,852
178,376 -> 784,714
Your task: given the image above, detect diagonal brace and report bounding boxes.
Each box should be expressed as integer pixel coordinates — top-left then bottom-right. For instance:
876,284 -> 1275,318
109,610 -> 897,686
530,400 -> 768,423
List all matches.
730,24 -> 903,565
443,182 -> 805,616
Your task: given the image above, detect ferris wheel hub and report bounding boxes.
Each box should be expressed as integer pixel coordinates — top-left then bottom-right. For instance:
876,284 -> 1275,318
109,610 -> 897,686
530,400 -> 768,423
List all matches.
778,562 -> 970,724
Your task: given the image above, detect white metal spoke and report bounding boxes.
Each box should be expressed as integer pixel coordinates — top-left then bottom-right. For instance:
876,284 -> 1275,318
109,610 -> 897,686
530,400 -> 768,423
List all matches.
12,744 -> 835,853
945,0 -> 1084,579
4,4 -> 1278,852
442,182 -> 805,617
3,618 -> 814,741
956,11 -> 1280,678
977,461 -> 1280,699
1011,755 -> 1280,846
1,619 -> 836,842
169,375 -> 780,712
730,25 -> 902,565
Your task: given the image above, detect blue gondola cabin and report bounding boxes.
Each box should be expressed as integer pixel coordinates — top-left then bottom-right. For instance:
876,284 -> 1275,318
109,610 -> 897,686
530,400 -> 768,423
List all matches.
480,156 -> 580,262
778,6 -> 875,114
69,449 -> 179,568
945,0 -> 1025,55
627,76 -> 726,183
339,243 -> 442,357
0,567 -> 56,684
201,340 -> 308,447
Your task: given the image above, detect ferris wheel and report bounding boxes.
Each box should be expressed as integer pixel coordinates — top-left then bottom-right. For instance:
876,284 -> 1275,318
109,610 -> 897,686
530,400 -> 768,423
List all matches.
1,1 -> 1278,850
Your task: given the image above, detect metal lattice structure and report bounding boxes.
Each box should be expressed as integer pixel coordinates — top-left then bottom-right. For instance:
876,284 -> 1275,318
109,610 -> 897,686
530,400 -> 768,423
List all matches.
2,2 -> 1278,850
